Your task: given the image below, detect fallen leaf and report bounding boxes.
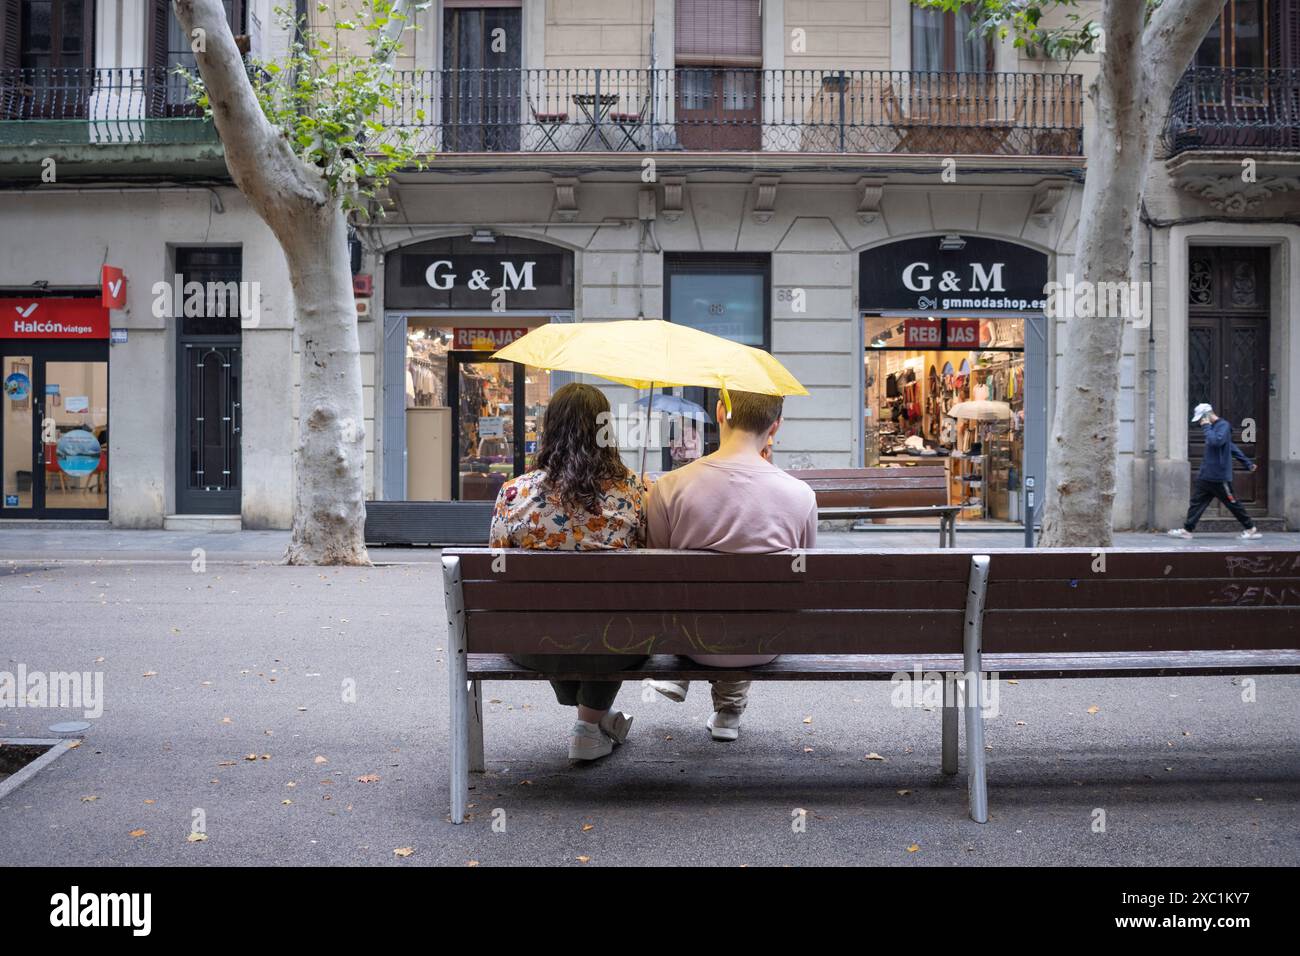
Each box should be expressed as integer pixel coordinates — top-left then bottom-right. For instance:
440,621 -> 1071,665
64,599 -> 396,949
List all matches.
218,760 -> 236,767
864,752 -> 887,761
394,847 -> 415,858
186,832 -> 207,843
282,800 -> 293,805
142,671 -> 158,678
220,717 -> 233,724
356,774 -> 381,783
1086,706 -> 1100,715
144,799 -> 155,805
802,716 -> 813,724
803,747 -> 814,753
581,824 -> 594,832
314,755 -> 329,765
467,860 -> 480,867
243,754 -> 258,762
907,844 -> 920,853
896,789 -> 912,796
576,855 -> 590,863
1006,679 -> 1019,685
129,829 -> 147,838
80,795 -> 98,802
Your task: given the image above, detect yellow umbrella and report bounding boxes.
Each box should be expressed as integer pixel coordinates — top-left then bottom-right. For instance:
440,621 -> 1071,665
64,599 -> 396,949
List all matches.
493,319 -> 807,474
492,319 -> 808,397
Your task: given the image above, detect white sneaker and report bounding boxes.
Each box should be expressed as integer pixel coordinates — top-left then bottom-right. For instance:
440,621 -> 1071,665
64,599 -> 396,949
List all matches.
646,679 -> 688,703
598,710 -> 633,744
1239,528 -> 1262,540
1167,528 -> 1193,540
706,710 -> 741,742
568,721 -> 613,761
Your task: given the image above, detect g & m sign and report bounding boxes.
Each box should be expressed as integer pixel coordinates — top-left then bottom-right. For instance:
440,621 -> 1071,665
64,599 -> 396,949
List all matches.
860,236 -> 1048,314
386,236 -> 574,311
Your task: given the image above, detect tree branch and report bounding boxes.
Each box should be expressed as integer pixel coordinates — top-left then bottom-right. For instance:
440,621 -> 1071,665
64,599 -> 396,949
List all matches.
1142,0 -> 1231,107
171,0 -> 324,210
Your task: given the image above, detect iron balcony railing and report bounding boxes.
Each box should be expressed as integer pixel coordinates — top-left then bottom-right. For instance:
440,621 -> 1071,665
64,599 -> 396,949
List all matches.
372,67 -> 1084,156
1163,66 -> 1300,155
0,67 -> 216,145
1,66 -> 1084,156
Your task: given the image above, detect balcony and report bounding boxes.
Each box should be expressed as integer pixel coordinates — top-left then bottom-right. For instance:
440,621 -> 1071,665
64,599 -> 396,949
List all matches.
376,68 -> 1083,157
0,67 -> 219,146
1163,67 -> 1300,155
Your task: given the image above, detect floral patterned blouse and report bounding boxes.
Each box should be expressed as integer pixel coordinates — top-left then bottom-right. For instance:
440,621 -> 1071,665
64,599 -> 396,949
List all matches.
490,469 -> 648,551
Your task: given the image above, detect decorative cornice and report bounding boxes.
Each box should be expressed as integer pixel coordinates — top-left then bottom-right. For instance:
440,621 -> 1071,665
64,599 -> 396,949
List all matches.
552,176 -> 579,222
660,176 -> 686,222
1178,173 -> 1300,213
751,175 -> 780,223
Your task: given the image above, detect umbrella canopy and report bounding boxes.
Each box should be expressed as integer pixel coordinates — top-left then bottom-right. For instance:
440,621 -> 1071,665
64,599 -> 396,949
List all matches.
633,393 -> 709,420
492,319 -> 808,397
947,400 -> 1012,422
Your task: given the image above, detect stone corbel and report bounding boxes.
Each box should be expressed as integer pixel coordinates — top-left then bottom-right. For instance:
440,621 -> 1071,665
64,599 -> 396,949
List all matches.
1030,180 -> 1066,228
752,175 -> 780,223
855,176 -> 887,225
552,176 -> 579,222
661,176 -> 686,222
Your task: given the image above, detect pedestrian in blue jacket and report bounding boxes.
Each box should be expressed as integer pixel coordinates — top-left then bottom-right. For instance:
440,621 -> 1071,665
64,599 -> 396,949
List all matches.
1169,403 -> 1261,540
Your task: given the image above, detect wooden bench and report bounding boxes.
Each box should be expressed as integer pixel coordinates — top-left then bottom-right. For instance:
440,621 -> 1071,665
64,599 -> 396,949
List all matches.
788,467 -> 960,546
442,547 -> 1300,823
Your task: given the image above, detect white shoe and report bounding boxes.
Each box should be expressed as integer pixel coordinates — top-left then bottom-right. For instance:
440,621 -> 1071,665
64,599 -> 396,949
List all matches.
568,721 -> 613,761
1239,528 -> 1262,540
647,679 -> 688,703
706,710 -> 741,742
599,710 -> 633,744
1167,528 -> 1193,540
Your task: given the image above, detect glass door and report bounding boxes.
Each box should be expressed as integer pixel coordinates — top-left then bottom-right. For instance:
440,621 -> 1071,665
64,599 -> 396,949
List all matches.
1,345 -> 108,518
448,353 -> 524,500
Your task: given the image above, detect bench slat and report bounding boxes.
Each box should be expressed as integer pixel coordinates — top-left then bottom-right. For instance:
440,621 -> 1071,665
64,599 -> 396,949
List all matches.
465,609 -> 964,655
982,606 -> 1299,652
986,550 -> 1300,581
987,577 -> 1300,609
461,580 -> 969,612
466,649 -> 1300,680
449,549 -> 973,582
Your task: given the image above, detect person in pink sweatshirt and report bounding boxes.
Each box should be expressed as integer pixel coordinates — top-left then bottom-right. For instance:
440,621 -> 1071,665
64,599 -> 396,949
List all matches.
645,390 -> 818,740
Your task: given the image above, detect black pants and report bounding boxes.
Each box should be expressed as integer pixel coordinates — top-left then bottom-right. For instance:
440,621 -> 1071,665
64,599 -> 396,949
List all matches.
1184,478 -> 1255,531
510,654 -> 648,712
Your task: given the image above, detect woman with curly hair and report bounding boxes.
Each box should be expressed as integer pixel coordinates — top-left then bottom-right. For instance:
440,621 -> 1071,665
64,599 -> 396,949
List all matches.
489,382 -> 649,761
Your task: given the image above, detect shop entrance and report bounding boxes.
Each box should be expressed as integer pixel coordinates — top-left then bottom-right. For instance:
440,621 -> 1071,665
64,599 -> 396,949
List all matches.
448,352 -> 528,501
2,340 -> 109,519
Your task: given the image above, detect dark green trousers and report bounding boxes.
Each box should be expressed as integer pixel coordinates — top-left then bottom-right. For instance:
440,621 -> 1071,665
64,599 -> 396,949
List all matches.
510,654 -> 649,712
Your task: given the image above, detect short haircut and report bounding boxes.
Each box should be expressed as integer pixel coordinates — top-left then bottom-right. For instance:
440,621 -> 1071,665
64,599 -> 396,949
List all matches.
726,390 -> 784,434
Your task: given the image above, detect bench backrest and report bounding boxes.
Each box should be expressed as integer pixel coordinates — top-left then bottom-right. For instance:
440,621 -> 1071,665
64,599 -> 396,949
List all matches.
444,549 -> 1300,657
788,466 -> 949,509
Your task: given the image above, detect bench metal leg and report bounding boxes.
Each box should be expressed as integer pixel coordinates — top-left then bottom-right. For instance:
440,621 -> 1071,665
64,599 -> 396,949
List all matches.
468,679 -> 485,774
963,554 -> 991,823
443,556 -> 470,824
948,514 -> 957,548
942,673 -> 958,775
938,516 -> 948,549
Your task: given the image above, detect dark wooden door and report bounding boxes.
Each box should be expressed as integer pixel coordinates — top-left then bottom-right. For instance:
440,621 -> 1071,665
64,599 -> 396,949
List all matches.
1187,246 -> 1270,512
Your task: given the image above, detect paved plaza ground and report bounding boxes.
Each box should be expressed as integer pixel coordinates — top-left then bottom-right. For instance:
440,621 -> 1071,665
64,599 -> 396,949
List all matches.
1,526 -> 1297,866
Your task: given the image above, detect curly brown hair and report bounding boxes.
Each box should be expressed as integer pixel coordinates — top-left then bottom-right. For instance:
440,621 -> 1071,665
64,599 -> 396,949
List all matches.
535,382 -> 631,515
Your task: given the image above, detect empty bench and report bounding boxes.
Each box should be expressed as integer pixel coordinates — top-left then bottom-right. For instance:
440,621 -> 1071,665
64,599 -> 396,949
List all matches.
442,547 -> 1300,824
788,466 -> 960,547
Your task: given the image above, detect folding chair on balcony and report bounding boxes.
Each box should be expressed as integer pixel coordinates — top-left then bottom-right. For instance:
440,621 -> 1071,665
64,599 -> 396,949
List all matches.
529,98 -> 569,151
609,95 -> 649,151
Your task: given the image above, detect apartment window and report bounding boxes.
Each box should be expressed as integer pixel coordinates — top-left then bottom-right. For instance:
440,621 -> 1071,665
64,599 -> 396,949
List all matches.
441,2 -> 522,151
147,0 -> 244,111
1195,0 -> 1267,70
0,0 -> 94,71
674,0 -> 762,149
912,4 -> 991,72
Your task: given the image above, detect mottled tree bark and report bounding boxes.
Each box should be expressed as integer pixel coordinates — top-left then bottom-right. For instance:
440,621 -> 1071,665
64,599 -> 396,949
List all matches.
1039,0 -> 1230,547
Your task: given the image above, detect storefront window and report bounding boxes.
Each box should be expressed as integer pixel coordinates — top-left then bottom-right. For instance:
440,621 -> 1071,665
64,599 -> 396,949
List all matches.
864,315 -> 1026,523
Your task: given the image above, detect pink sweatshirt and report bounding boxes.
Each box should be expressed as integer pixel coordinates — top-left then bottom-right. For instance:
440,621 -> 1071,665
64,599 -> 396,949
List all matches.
646,453 -> 818,667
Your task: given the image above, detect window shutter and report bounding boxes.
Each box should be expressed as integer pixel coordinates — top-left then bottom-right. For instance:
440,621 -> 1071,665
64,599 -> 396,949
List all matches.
0,0 -> 20,72
675,0 -> 762,67
148,0 -> 170,72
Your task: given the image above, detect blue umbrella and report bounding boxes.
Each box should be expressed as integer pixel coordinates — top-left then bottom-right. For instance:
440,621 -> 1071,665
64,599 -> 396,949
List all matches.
633,393 -> 709,420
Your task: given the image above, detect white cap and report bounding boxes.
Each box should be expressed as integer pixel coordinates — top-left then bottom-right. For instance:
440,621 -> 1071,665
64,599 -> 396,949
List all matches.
1191,402 -> 1213,423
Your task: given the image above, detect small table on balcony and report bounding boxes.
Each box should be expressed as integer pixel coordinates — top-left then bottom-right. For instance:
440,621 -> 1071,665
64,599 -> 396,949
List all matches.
572,92 -> 624,150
